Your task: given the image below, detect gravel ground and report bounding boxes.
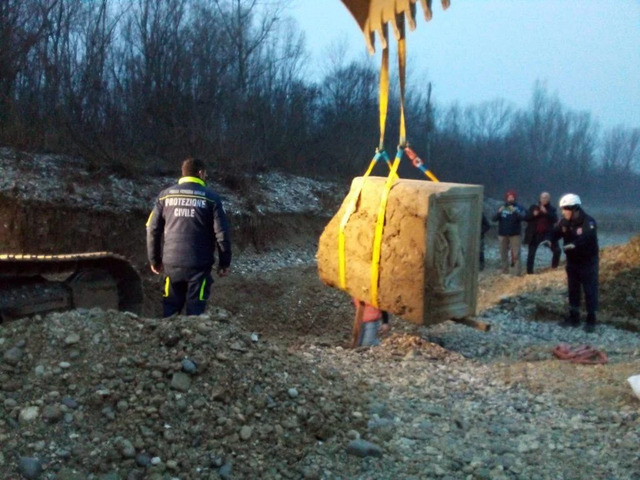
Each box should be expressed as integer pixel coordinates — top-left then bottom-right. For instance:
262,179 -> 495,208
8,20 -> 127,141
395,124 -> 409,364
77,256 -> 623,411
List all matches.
2,234 -> 640,480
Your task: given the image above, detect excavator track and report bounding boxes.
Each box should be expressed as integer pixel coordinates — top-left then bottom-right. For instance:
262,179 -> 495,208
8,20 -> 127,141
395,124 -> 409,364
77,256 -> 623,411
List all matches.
0,252 -> 143,322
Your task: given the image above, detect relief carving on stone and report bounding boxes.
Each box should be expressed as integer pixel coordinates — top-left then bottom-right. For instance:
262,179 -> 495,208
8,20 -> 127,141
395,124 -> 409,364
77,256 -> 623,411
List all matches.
434,204 -> 466,292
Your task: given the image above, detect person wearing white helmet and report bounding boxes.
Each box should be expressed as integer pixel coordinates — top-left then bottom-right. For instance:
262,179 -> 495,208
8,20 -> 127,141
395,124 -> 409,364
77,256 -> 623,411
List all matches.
544,193 -> 599,332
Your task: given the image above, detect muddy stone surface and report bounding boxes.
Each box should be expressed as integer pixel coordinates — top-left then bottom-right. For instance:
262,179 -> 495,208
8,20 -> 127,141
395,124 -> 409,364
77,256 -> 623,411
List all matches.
1,149 -> 640,479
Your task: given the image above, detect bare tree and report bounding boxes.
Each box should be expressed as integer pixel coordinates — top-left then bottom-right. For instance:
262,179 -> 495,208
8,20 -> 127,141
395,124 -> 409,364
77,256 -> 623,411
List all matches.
601,126 -> 640,173
0,0 -> 58,143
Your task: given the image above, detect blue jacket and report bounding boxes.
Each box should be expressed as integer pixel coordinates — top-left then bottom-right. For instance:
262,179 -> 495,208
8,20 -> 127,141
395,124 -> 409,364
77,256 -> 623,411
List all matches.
549,208 -> 598,265
147,176 -> 232,271
492,202 -> 525,236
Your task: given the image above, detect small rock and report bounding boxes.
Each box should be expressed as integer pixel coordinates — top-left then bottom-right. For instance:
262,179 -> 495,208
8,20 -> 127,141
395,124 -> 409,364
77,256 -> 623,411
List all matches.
230,342 -> 246,352
102,406 -> 116,420
181,358 -> 197,374
64,333 -> 81,345
170,372 -> 191,392
346,439 -> 383,458
3,347 -> 22,366
135,453 -> 151,468
42,405 -> 63,423
18,457 -> 43,479
62,397 -> 79,409
19,406 -> 40,424
216,352 -> 230,362
120,439 -> 136,459
288,388 -> 299,399
219,461 -> 233,480
240,425 -> 253,441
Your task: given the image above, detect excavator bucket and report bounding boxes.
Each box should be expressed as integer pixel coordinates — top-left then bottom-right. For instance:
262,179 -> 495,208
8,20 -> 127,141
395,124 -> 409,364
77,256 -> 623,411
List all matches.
340,0 -> 450,53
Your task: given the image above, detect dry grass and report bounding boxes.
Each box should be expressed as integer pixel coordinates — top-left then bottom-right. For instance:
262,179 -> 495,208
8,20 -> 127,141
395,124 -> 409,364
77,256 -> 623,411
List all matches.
599,235 -> 640,323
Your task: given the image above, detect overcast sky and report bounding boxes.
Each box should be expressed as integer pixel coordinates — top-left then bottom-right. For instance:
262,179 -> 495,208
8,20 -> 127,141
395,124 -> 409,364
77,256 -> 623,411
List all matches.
287,0 -> 640,131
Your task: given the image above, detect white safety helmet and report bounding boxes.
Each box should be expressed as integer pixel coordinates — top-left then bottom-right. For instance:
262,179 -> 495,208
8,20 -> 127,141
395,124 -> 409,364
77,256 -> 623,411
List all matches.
559,193 -> 581,208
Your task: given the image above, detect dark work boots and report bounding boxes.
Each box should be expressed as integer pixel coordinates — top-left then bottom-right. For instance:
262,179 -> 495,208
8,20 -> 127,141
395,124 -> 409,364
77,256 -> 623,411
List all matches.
584,313 -> 597,333
559,311 -> 580,328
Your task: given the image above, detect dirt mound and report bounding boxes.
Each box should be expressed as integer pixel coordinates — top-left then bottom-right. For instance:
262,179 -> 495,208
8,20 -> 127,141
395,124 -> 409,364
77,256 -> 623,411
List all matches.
599,235 -> 640,323
0,308 -> 368,478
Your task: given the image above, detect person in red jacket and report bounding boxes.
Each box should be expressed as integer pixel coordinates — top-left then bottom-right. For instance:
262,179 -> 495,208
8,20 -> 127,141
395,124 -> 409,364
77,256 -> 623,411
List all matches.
351,299 -> 390,347
524,191 -> 561,274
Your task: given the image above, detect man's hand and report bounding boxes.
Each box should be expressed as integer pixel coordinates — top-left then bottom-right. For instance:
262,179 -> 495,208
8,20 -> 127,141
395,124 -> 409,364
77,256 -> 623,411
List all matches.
563,243 -> 575,252
379,323 -> 391,336
218,267 -> 230,277
150,263 -> 163,275
498,206 -> 504,213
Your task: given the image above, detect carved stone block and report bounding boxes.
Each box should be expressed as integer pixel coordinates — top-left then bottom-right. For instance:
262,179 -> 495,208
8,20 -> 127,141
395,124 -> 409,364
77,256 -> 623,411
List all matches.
317,176 -> 483,325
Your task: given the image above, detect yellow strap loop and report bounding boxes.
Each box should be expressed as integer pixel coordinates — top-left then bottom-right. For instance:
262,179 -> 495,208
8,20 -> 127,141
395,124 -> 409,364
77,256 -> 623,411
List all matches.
379,24 -> 390,150
425,170 -> 440,182
338,155 -> 377,288
338,22 -> 394,291
397,21 -> 407,146
370,149 -> 402,307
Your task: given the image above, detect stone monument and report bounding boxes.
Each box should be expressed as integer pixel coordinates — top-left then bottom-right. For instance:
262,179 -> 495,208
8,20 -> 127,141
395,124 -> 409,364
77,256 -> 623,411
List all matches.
317,176 -> 483,325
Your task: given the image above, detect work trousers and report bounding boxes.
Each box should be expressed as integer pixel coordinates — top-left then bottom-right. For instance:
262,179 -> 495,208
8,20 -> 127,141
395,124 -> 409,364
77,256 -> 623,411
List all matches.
499,235 -> 522,276
358,320 -> 381,347
162,267 -> 213,317
526,233 -> 561,274
566,260 -> 599,316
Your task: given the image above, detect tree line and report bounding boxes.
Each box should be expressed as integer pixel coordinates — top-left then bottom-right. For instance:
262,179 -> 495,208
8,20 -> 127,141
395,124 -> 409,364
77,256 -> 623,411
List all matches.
1,0 -> 638,204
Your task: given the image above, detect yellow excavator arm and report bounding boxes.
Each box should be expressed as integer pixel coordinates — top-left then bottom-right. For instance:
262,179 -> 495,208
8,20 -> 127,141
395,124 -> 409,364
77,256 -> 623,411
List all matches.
340,0 -> 450,53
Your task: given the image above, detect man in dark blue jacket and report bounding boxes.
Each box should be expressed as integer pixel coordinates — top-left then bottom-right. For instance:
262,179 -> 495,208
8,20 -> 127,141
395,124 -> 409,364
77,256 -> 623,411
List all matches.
544,193 -> 599,333
147,158 -> 232,317
492,190 -> 526,276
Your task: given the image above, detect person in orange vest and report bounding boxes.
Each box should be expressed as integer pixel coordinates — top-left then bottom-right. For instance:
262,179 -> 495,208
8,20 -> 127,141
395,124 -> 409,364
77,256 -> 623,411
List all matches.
351,299 -> 390,347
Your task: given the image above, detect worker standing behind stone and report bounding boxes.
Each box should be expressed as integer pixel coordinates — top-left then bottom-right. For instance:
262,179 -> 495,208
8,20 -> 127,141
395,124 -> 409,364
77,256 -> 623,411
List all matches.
492,190 -> 526,276
352,299 -> 390,347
